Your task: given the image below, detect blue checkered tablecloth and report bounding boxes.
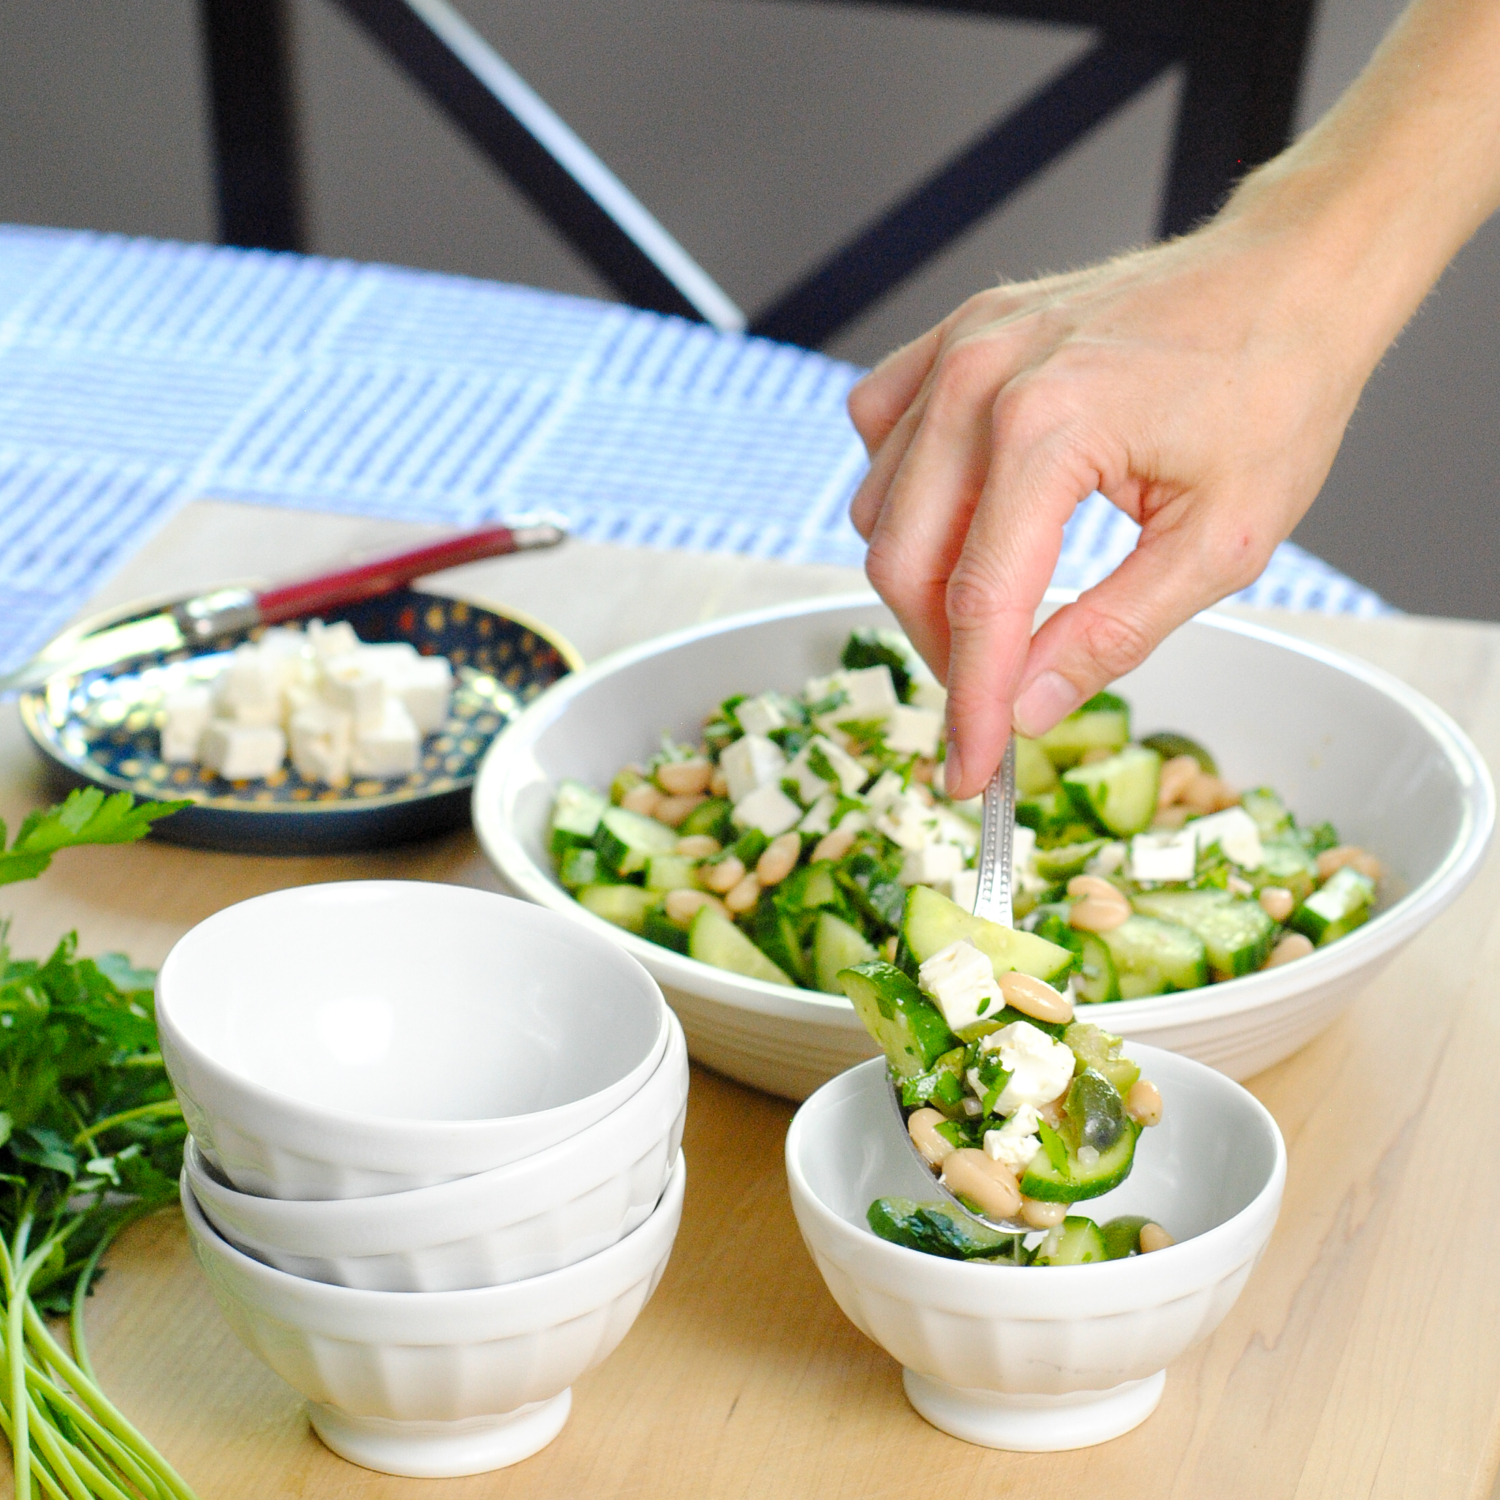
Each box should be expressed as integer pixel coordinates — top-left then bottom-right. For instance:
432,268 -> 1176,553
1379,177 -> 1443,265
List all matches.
0,224 -> 1389,671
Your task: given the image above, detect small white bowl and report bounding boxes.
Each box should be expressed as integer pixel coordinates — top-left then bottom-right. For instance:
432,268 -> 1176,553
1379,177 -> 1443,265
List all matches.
183,1151 -> 686,1478
184,1009 -> 688,1290
476,594 -> 1493,1097
785,1049 -> 1284,1451
156,881 -> 668,1198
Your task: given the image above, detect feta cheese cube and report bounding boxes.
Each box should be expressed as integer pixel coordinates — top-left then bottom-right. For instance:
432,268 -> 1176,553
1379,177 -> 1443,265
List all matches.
908,677 -> 947,714
733,692 -> 787,738
784,734 -> 868,802
730,782 -> 803,838
719,733 -> 786,804
289,701 -> 352,786
882,704 -> 944,757
798,792 -> 838,837
876,792 -> 941,851
351,699 -> 420,778
160,684 -> 213,764
983,1103 -> 1043,1175
199,720 -> 286,781
900,841 -> 965,887
979,1021 -> 1076,1113
385,655 -> 453,734
947,867 -> 979,912
917,939 -> 1002,1032
354,641 -> 421,675
1089,840 -> 1127,876
1129,828 -> 1198,883
307,619 -> 360,664
322,659 -> 388,731
1188,806 -> 1263,869
810,665 -> 900,732
1013,823 -> 1037,872
214,645 -> 283,728
863,770 -> 906,814
933,805 -> 979,853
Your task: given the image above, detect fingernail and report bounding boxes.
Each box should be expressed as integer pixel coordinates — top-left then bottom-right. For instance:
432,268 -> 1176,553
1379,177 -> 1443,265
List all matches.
1013,672 -> 1080,738
944,723 -> 962,794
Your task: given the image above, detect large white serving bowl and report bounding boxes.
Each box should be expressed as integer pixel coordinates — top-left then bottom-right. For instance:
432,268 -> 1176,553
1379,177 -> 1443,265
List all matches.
183,1150 -> 686,1478
475,593 -> 1493,1097
184,1009 -> 688,1291
157,881 -> 669,1198
786,1050 -> 1283,1451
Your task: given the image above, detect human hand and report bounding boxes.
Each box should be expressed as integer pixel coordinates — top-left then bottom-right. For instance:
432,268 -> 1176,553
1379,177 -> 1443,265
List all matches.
846,220 -> 1381,801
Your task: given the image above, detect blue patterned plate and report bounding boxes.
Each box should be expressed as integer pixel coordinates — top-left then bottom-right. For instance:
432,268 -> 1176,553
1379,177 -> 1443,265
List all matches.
19,587 -> 580,854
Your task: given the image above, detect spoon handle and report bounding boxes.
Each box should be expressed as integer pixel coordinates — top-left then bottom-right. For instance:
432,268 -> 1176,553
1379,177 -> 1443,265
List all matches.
972,739 -> 1017,926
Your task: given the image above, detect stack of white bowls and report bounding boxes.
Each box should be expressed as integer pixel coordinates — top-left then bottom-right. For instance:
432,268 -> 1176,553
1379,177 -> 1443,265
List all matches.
157,881 -> 687,1479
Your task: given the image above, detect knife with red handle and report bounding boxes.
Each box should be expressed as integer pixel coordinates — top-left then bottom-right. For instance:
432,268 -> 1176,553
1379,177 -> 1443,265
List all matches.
3,519 -> 566,695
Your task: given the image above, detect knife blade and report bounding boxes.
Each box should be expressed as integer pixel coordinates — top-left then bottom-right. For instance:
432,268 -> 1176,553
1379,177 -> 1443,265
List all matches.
1,519 -> 566,697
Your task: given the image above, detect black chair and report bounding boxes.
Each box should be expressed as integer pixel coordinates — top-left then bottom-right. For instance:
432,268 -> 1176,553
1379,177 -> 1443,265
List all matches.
199,0 -> 1318,349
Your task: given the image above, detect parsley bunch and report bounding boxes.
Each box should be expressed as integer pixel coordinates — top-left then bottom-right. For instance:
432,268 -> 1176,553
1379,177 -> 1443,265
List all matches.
0,788 -> 196,1500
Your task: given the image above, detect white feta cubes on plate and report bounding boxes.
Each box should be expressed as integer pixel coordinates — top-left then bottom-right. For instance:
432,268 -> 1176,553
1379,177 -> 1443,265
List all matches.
214,645 -> 282,728
730,783 -> 803,838
322,658 -> 388,730
307,619 -> 360,664
351,699 -> 421,778
882,704 -> 944,757
733,692 -> 787,737
289,701 -> 353,786
199,721 -> 286,781
1129,828 -> 1198,883
160,684 -> 213,763
1188,806 -> 1263,869
784,734 -> 868,802
917,938 -> 1001,1032
719,733 -> 786,804
384,654 -> 454,734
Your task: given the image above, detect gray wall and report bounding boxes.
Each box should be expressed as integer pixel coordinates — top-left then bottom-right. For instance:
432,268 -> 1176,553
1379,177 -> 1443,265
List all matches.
0,0 -> 1493,620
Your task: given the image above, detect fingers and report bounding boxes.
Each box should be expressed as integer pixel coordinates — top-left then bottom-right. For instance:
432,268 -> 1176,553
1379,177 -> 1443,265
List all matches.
1010,498 -> 1272,738
940,413 -> 1101,800
846,327 -> 943,456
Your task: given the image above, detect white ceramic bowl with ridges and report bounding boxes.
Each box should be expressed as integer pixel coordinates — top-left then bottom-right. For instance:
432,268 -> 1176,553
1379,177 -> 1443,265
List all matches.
474,594 -> 1492,1097
183,1151 -> 685,1478
184,1009 -> 688,1291
156,881 -> 669,1198
786,1050 -> 1283,1450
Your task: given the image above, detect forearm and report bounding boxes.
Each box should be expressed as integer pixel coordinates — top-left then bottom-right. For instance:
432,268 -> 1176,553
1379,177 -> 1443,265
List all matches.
1215,0 -> 1500,372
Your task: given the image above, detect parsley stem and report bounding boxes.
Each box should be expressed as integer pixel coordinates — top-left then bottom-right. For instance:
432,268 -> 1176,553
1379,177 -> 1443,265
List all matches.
72,1104 -> 183,1153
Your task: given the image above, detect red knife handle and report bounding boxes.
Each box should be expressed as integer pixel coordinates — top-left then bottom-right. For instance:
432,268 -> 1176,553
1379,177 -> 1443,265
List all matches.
253,523 -> 563,625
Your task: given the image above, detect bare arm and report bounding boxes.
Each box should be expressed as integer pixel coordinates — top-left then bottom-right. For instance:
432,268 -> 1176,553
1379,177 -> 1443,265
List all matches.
848,0 -> 1500,800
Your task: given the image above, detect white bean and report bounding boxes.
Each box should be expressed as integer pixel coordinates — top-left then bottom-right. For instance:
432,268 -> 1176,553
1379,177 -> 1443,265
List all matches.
756,832 -> 802,887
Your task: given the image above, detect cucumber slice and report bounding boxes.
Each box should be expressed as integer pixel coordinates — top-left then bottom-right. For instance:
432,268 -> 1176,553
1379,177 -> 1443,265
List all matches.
1240,786 -> 1293,839
1098,914 -> 1208,998
594,805 -> 678,875
838,960 -> 958,1078
1255,837 -> 1320,903
1291,865 -> 1377,945
902,884 -> 1075,985
1063,1068 -> 1129,1154
557,846 -> 603,890
1062,746 -> 1162,837
1062,1022 -> 1140,1097
678,796 -> 733,841
1138,732 -> 1217,775
1032,1216 -> 1109,1265
1132,889 -> 1277,979
1034,839 -> 1107,882
782,860 -> 841,913
577,883 -> 654,934
549,779 -> 609,855
749,896 -> 810,986
645,854 -> 699,892
1014,736 -> 1059,795
1020,1121 -> 1140,1202
813,910 -> 877,994
688,906 -> 795,985
1036,692 -> 1131,769
1070,929 -> 1120,1004
898,1046 -> 967,1113
867,1198 -> 1026,1261
1100,1215 -> 1151,1259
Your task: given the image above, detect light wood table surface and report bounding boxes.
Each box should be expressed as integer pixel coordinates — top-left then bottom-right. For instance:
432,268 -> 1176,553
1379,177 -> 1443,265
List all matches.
2,500 -> 1498,1500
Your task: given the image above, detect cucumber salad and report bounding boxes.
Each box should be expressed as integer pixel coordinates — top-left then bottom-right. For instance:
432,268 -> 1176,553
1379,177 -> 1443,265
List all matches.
839,894 -> 1167,1262
545,628 -> 1383,1004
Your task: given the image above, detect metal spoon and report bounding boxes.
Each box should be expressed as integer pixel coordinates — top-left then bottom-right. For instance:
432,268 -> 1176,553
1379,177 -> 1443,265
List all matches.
887,739 -> 1032,1233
